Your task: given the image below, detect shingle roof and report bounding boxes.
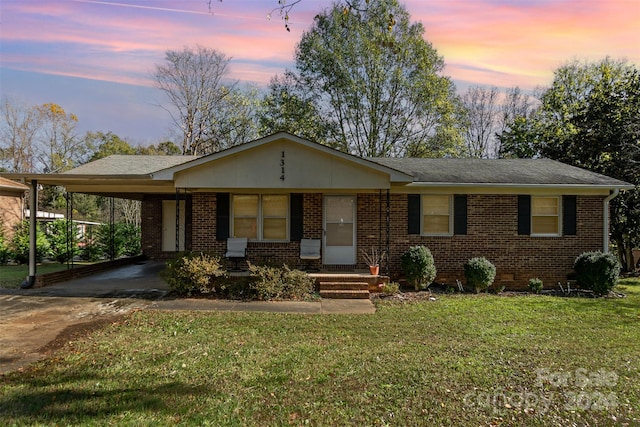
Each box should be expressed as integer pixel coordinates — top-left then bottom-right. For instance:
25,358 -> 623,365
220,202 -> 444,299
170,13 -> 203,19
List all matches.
367,158 -> 630,187
63,155 -> 200,176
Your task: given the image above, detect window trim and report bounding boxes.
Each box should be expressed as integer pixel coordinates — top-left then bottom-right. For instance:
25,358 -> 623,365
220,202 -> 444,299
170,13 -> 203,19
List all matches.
530,195 -> 562,237
421,194 -> 453,236
231,194 -> 289,242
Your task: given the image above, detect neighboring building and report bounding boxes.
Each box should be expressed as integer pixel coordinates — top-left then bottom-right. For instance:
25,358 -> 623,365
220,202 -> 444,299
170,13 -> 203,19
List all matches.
0,176 -> 28,239
6,133 -> 633,290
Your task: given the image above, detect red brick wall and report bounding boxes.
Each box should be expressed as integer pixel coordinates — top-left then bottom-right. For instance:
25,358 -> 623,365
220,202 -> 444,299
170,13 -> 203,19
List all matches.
386,194 -> 605,290
143,191 -> 606,290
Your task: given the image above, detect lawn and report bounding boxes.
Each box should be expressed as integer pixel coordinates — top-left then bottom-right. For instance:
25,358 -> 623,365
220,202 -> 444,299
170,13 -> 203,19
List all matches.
0,263 -> 87,289
1,278 -> 638,426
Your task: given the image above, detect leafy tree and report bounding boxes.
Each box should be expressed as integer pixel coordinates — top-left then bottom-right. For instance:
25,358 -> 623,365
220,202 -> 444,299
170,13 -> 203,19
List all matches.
258,72 -> 330,143
286,0 -> 464,157
499,58 -> 640,269
137,140 -> 182,155
86,131 -> 136,161
96,222 -> 141,259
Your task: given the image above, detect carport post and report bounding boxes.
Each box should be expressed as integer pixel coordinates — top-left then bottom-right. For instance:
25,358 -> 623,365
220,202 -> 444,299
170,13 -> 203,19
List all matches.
28,180 -> 38,283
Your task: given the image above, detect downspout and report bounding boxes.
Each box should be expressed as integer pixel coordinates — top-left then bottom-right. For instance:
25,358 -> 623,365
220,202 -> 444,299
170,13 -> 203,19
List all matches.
603,188 -> 620,253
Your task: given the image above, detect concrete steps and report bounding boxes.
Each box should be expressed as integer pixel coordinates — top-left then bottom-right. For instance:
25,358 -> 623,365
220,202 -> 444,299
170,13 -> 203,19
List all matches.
319,281 -> 370,299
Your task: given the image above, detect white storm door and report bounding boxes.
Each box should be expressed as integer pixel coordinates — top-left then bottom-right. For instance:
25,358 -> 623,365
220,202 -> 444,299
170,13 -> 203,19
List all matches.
162,200 -> 185,252
324,195 -> 356,265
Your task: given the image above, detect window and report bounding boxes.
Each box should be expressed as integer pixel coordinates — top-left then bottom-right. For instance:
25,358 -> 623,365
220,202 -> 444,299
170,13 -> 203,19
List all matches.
531,196 -> 560,236
422,195 -> 452,235
232,194 -> 288,241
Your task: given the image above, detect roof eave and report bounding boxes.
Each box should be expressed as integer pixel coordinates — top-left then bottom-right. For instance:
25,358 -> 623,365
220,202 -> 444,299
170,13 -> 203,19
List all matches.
407,182 -> 635,190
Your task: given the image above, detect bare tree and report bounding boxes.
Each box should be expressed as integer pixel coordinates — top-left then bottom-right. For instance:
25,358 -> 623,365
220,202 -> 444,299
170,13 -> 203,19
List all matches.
154,46 -> 235,155
461,86 -> 500,158
0,97 -> 40,172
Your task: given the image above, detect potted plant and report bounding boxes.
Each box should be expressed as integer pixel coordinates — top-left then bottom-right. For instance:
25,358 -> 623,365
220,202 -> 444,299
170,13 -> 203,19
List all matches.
360,247 -> 386,275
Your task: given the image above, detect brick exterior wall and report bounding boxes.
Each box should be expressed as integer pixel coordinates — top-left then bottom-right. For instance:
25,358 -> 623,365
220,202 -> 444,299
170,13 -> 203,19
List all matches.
141,191 -> 606,290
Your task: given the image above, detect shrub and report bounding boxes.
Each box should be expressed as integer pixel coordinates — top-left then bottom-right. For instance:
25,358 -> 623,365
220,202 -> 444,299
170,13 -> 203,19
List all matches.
464,257 -> 496,293
161,252 -> 227,295
574,251 -> 620,296
10,220 -> 50,264
381,282 -> 400,295
95,222 -> 141,259
44,219 -> 79,264
248,263 -> 315,300
400,245 -> 437,290
528,278 -> 544,294
0,229 -> 10,265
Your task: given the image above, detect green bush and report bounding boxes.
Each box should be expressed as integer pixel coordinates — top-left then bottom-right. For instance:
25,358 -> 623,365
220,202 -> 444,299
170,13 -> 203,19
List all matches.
10,220 -> 50,264
0,228 -> 10,265
44,219 -> 79,264
464,257 -> 496,293
400,245 -> 437,290
248,263 -> 315,300
574,251 -> 620,296
528,278 -> 544,294
381,282 -> 400,295
161,252 -> 227,295
95,222 -> 141,259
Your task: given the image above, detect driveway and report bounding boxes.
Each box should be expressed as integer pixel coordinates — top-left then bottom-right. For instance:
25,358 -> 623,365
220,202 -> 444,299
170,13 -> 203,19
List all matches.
0,261 -> 375,374
0,261 -> 168,374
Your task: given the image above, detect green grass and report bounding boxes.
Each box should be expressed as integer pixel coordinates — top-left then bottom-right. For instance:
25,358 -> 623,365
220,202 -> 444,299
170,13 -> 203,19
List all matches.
1,279 -> 639,426
0,263 -> 95,288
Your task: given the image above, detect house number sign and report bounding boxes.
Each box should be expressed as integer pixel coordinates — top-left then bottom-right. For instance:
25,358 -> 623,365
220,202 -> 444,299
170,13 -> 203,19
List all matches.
280,151 -> 285,181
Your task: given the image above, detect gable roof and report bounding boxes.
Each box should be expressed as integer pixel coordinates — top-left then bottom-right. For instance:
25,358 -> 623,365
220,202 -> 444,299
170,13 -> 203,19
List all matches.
368,158 -> 633,188
151,132 -> 413,183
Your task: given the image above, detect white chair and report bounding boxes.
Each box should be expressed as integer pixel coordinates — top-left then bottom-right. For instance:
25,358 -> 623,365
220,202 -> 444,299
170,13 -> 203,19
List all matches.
300,238 -> 321,271
225,237 -> 248,271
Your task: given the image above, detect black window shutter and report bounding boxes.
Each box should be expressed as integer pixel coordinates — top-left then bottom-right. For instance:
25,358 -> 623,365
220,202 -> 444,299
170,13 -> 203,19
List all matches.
408,194 -> 421,235
563,195 -> 577,236
216,193 -> 230,241
453,194 -> 468,235
518,195 -> 531,235
290,193 -> 304,241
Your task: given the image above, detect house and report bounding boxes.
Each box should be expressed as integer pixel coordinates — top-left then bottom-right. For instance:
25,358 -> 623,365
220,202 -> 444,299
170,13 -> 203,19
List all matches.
0,176 -> 28,239
6,133 -> 633,290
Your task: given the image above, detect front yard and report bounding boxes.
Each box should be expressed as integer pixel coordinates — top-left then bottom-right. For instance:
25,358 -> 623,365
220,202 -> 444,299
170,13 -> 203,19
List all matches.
1,278 -> 638,426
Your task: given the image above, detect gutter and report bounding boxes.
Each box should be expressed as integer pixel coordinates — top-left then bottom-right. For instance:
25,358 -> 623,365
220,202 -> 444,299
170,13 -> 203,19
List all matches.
603,189 -> 620,253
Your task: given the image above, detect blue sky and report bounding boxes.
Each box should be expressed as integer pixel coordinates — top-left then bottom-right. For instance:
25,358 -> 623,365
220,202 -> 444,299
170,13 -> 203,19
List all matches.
1,0 -> 638,144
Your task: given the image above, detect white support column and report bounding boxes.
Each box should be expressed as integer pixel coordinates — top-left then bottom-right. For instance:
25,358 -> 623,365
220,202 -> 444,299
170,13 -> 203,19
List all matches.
27,180 -> 38,286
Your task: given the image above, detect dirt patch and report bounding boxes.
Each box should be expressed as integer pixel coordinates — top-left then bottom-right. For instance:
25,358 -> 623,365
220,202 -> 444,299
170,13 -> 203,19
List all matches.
0,295 -> 149,375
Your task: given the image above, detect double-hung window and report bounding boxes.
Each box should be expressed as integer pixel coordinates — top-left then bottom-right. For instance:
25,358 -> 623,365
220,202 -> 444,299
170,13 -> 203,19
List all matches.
531,196 -> 560,236
232,194 -> 288,241
422,195 -> 452,235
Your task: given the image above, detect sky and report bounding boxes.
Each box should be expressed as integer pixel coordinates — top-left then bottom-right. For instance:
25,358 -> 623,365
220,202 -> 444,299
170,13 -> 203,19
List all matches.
1,0 -> 638,144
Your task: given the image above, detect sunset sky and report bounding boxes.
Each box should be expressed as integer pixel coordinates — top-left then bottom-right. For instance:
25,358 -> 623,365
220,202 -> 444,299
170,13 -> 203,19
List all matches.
1,0 -> 638,143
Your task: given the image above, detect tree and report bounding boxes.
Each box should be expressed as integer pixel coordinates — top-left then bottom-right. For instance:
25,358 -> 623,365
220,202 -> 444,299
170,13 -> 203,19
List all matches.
35,103 -> 86,173
461,86 -> 500,158
287,0 -> 464,157
154,46 -> 235,155
86,131 -> 136,161
499,58 -> 640,269
258,72 -> 330,143
0,97 -> 39,173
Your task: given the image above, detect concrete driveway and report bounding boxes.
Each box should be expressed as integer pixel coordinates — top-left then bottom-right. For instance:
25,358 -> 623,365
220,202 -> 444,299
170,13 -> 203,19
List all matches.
0,260 -> 375,374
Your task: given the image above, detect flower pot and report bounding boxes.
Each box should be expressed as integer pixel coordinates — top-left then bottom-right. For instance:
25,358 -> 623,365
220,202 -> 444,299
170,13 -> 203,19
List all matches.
369,265 -> 379,276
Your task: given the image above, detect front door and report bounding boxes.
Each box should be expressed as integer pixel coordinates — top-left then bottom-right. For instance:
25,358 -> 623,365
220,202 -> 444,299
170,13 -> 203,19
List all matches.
162,200 -> 185,252
323,195 -> 356,265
